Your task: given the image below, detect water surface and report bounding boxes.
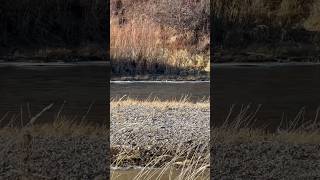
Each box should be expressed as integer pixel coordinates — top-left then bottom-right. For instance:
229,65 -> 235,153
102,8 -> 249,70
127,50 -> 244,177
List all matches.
2,62 -> 320,130
213,63 -> 320,130
111,81 -> 210,102
0,63 -> 108,126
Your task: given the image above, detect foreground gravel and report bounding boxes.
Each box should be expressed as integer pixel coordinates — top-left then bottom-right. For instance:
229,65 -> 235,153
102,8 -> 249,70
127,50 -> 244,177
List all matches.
1,104 -> 320,179
0,103 -> 209,179
0,136 -> 108,179
212,142 -> 320,179
110,103 -> 210,149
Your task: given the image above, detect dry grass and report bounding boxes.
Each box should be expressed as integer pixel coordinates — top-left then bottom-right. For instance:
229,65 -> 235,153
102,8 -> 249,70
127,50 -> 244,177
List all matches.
304,0 -> 320,31
211,128 -> 320,144
212,0 -> 315,28
110,18 -> 165,62
0,109 -> 107,179
0,0 -> 106,45
110,0 -> 210,76
0,0 -> 106,59
0,121 -> 107,139
211,105 -> 320,144
110,144 -> 210,180
111,96 -> 209,110
0,102 -> 108,137
212,0 -> 320,56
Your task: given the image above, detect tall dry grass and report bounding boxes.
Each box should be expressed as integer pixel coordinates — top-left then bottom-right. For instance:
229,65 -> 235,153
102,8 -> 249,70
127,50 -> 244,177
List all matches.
212,0 -> 320,47
110,0 -> 210,76
110,144 -> 210,180
211,104 -> 320,144
0,0 -> 107,58
212,0 -> 314,27
110,17 -> 166,63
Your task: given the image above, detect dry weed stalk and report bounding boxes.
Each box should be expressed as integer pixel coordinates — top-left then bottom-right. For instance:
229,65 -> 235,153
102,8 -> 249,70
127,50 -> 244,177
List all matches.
18,130 -> 33,179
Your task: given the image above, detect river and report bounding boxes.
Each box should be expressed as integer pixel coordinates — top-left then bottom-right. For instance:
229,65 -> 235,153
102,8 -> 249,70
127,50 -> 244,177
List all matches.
1,62 -> 320,130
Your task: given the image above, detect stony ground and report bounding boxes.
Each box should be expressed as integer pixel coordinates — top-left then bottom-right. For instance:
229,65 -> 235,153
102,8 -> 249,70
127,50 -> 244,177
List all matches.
212,142 -> 320,179
110,103 -> 210,150
110,102 -> 210,168
0,102 -> 209,179
1,103 -> 320,179
0,136 -> 108,179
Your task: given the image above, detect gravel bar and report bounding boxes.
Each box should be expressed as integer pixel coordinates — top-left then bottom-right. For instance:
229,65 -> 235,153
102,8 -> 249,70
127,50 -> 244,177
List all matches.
212,142 -> 320,179
110,104 -> 210,149
0,136 -> 108,179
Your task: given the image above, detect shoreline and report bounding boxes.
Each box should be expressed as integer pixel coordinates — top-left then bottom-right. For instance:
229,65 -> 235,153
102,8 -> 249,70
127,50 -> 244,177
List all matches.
2,59 -> 320,67
212,62 -> 320,67
0,61 -> 109,67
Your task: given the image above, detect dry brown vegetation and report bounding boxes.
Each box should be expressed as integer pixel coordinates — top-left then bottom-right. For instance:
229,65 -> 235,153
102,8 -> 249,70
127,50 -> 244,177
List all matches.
111,97 -> 209,109
110,0 -> 210,77
212,0 -> 320,62
0,0 -> 107,60
110,144 -> 210,180
0,115 -> 107,179
213,0 -> 316,28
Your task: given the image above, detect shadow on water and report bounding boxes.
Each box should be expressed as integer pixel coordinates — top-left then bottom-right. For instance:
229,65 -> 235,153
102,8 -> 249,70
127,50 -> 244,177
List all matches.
212,64 -> 320,131
0,63 -> 109,127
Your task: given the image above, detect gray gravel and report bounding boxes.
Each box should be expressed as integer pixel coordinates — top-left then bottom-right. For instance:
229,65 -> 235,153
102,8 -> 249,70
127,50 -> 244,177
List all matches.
212,142 -> 320,179
0,136 -> 108,179
110,104 -> 210,167
0,104 -> 209,179
110,104 -> 210,149
2,104 -> 320,179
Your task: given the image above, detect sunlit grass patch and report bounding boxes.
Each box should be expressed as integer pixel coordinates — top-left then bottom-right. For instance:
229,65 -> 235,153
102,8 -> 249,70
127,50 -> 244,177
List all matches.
111,96 -> 209,110
110,0 -> 210,76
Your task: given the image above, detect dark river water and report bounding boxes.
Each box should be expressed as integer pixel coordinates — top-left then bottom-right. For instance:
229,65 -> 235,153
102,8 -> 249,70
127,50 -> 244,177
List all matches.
213,63 -> 320,130
110,81 -> 210,101
1,63 -> 320,130
0,63 -> 108,127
